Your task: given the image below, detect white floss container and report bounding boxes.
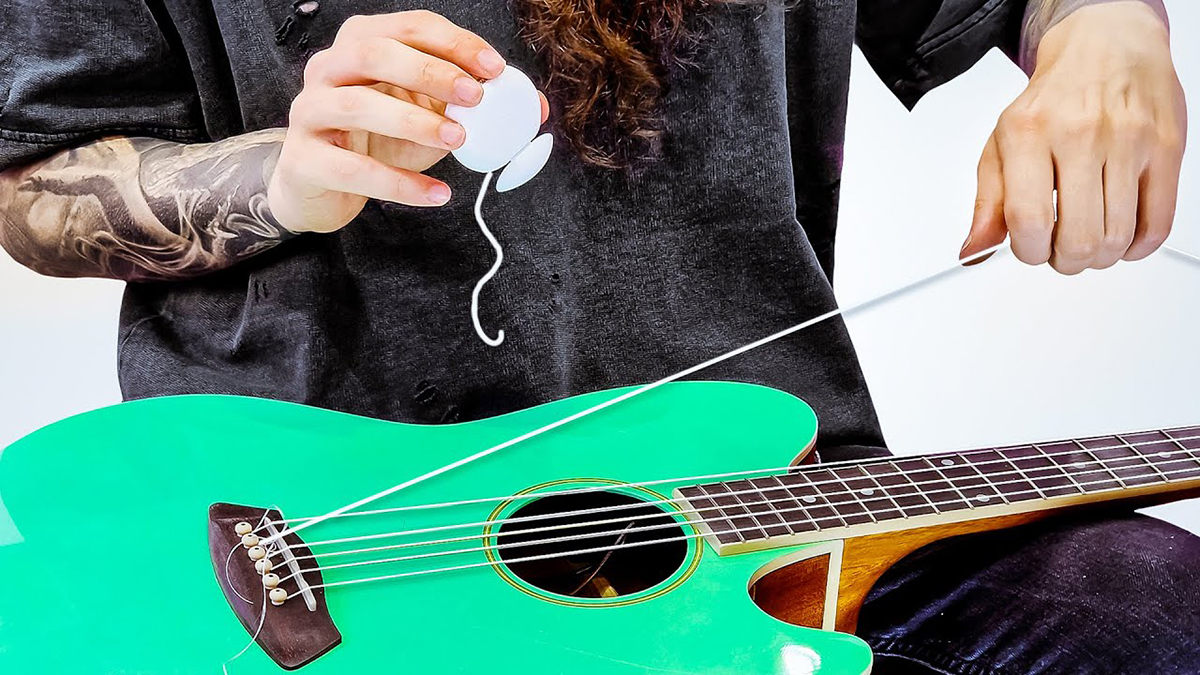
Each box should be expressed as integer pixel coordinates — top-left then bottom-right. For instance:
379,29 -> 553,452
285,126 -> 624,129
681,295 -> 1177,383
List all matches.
444,65 -> 553,191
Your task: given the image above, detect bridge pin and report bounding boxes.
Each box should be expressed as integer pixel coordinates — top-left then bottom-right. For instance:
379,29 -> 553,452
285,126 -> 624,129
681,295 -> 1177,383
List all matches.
255,558 -> 273,575
248,546 -> 267,561
241,533 -> 260,548
234,522 -> 253,536
269,588 -> 288,606
262,573 -> 280,589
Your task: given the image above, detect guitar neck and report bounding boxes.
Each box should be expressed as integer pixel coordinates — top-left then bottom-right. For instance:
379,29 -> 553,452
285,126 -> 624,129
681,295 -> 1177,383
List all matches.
676,426 -> 1200,555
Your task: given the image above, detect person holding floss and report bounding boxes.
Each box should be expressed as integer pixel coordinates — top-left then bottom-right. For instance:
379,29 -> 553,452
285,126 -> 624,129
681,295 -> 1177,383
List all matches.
445,65 -> 554,347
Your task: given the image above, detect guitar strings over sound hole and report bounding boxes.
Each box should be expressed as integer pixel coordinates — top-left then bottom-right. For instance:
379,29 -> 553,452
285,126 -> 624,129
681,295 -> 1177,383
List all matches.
496,491 -> 688,599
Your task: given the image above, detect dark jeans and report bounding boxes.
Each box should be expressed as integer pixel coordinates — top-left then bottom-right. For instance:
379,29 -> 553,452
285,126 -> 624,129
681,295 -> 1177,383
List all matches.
856,513 -> 1200,675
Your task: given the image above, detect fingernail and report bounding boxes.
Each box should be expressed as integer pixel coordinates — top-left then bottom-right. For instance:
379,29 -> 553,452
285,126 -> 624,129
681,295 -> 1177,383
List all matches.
438,122 -> 465,147
477,49 -> 505,76
960,235 -> 973,255
428,184 -> 451,205
454,77 -> 483,105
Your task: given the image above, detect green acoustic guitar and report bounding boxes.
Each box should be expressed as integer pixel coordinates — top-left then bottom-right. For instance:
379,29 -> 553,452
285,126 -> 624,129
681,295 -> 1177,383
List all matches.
1,381 -> 1197,674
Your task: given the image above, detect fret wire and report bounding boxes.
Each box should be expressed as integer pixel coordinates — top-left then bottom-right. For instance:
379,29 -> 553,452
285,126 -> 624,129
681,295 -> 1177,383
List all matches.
763,475 -> 811,532
677,486 -> 741,545
728,479 -> 790,537
1117,434 -> 1171,482
906,478 -> 942,515
1072,439 -> 1129,489
829,470 -> 879,524
853,465 -> 909,518
696,484 -> 748,543
780,473 -> 850,529
1034,443 -> 1088,494
719,481 -> 769,535
740,479 -> 782,534
994,448 -> 1049,500
727,480 -> 779,538
760,475 -> 821,533
921,456 -> 976,509
887,461 -> 943,516
708,482 -> 764,541
1164,431 -> 1200,469
959,452 -> 1011,506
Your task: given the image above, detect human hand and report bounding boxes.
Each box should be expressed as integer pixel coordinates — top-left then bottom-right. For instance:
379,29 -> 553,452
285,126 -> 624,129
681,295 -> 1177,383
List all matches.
267,11 -> 550,234
962,1 -> 1186,274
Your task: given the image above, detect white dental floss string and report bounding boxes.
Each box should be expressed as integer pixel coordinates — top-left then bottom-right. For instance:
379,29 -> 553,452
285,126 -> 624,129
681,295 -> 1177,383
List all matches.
262,242 -> 1009,546
221,508 -> 277,673
471,171 -> 505,346
1167,245 -> 1200,267
221,583 -> 267,675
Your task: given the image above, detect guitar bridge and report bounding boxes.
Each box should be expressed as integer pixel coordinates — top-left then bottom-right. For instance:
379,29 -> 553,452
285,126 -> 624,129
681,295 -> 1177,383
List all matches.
208,503 -> 341,670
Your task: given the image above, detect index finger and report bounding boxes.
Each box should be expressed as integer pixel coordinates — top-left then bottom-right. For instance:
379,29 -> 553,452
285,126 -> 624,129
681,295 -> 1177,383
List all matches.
336,10 -> 506,80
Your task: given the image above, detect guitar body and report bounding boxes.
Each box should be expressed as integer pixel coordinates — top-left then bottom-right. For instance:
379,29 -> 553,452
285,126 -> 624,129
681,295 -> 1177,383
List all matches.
0,382 -> 874,674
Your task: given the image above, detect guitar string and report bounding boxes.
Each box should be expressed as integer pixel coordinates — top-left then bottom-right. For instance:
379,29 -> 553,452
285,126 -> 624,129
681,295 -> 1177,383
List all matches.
272,446 -> 1200,578
259,242 -> 1010,547
271,436 -> 1200,567
225,505 -> 283,604
246,243 -> 1200,597
221,533 -> 284,673
271,458 -> 1200,596
264,241 -> 1199,546
262,433 -> 1200,560
258,443 -> 1200,582
261,242 -> 1200,550
265,424 -> 1200,526
259,432 -> 1200,559
272,452 -> 1200,586
1167,245 -> 1200,266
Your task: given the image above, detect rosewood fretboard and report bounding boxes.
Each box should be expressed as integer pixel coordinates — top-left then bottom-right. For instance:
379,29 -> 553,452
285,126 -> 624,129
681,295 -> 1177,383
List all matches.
676,426 -> 1200,554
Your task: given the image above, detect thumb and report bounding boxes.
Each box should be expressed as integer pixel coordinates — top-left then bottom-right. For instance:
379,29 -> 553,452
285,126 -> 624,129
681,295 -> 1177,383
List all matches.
962,133 -> 1008,265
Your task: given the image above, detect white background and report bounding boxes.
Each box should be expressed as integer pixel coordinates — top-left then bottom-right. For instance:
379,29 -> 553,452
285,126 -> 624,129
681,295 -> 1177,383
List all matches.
1,2 -> 1197,535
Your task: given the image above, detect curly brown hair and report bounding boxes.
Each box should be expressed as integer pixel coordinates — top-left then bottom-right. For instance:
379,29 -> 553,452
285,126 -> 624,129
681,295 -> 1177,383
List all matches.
514,0 -> 717,170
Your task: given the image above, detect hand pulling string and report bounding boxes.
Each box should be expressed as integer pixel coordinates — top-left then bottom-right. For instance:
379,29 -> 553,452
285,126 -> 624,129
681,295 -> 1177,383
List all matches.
263,241 -> 1015,546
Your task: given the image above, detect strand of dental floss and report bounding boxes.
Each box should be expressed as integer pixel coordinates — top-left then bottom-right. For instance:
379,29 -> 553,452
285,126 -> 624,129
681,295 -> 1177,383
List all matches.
444,65 -> 555,347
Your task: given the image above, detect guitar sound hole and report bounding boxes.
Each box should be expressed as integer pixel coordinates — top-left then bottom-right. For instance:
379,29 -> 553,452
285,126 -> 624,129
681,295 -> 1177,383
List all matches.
496,491 -> 688,599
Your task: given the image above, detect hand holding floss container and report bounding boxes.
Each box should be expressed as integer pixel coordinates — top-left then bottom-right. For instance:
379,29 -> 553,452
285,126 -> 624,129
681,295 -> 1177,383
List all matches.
445,65 -> 553,347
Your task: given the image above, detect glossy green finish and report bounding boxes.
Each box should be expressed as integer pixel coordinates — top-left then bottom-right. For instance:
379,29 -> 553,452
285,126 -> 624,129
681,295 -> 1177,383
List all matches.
0,381 -> 873,674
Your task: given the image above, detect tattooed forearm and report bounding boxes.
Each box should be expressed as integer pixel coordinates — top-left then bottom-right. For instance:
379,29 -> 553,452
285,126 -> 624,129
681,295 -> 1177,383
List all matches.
1019,0 -> 1169,74
0,128 -> 291,282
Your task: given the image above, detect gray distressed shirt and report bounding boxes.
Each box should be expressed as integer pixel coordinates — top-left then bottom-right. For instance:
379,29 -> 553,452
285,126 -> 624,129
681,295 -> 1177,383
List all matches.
0,0 -> 1024,460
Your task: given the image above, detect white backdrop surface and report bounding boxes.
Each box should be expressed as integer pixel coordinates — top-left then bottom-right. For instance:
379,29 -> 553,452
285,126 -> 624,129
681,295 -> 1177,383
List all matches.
0,2 -> 1197,537
837,1 -> 1199,532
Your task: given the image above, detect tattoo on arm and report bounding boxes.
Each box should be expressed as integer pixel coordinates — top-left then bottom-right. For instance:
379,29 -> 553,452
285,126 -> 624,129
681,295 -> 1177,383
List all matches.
0,129 -> 292,282
1020,0 -> 1169,75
